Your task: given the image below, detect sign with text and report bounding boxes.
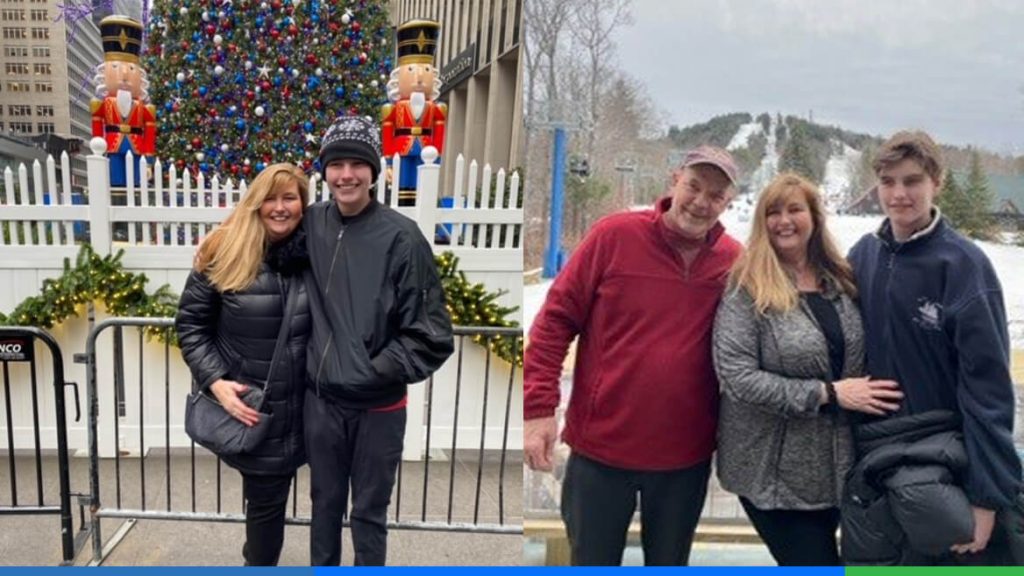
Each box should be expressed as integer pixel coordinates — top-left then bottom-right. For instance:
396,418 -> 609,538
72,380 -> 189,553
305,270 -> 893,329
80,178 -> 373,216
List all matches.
439,44 -> 477,97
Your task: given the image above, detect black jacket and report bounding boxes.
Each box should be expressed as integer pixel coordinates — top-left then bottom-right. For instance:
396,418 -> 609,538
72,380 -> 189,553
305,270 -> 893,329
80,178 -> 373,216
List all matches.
841,410 -> 977,565
175,231 -> 311,476
304,199 -> 454,408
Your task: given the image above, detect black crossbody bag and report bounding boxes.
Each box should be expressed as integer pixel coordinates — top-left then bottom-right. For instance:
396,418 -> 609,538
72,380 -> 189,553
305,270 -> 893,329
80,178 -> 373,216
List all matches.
184,282 -> 295,455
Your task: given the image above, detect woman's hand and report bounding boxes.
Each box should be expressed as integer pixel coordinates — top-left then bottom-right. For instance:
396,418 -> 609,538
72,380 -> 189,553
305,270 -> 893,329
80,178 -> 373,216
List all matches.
834,377 -> 903,416
209,379 -> 261,427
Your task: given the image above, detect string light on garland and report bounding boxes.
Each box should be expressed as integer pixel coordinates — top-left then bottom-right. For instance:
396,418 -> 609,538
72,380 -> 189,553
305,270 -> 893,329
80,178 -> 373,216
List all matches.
0,245 -> 179,342
434,251 -> 524,367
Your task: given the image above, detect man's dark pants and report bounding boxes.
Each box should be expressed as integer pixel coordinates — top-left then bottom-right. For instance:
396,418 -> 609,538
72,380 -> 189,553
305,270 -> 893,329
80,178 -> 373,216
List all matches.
304,389 -> 406,566
561,452 -> 711,566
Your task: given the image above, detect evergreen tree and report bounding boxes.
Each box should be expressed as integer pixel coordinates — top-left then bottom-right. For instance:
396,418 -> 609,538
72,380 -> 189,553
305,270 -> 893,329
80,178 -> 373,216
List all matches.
962,151 -> 997,240
142,0 -> 393,178
936,171 -> 971,232
778,120 -> 817,183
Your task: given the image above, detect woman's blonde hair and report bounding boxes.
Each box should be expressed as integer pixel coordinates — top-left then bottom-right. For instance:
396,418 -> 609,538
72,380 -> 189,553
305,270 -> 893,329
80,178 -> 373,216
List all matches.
194,163 -> 309,292
729,172 -> 856,314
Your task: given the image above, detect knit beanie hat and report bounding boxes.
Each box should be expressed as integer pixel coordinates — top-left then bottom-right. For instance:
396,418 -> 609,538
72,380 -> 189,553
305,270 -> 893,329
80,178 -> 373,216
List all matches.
318,115 -> 382,181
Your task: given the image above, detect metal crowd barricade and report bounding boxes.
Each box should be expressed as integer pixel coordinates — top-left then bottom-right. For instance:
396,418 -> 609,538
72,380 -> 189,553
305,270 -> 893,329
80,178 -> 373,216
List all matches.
0,326 -> 86,565
83,317 -> 522,565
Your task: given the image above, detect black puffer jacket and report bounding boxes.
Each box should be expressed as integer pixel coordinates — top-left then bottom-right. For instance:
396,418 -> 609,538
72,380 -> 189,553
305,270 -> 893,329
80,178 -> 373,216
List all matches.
176,230 -> 311,476
841,410 -> 974,565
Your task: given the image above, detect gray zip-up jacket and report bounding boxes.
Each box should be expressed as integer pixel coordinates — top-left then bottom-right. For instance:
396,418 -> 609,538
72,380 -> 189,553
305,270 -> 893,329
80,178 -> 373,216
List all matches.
712,279 -> 864,510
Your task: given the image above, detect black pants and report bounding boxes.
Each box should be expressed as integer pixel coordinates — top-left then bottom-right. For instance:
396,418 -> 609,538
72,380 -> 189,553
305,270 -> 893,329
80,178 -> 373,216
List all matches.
304,390 -> 406,566
561,452 -> 711,566
739,497 -> 840,566
241,473 -> 293,566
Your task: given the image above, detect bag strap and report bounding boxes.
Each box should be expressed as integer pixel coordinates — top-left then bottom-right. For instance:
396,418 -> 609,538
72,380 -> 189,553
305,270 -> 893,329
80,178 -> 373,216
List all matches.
261,274 -> 298,392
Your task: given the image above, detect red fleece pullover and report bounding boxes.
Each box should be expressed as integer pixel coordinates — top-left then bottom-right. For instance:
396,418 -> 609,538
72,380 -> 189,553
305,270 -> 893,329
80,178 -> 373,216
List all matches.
525,197 -> 742,470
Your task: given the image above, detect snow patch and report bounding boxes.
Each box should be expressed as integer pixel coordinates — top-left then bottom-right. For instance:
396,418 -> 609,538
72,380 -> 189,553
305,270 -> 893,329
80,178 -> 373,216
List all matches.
821,141 -> 862,211
727,121 -> 764,151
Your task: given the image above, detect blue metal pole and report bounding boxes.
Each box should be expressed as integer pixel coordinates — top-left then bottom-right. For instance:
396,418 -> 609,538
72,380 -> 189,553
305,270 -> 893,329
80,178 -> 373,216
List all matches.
543,127 -> 567,278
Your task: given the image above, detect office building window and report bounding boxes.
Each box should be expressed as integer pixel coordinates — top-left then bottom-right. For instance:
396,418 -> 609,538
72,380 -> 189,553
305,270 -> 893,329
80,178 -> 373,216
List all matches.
5,62 -> 28,74
9,120 -> 31,133
2,26 -> 25,38
8,104 -> 30,116
35,104 -> 52,116
32,62 -> 49,75
3,45 -> 27,57
28,8 -> 44,20
29,26 -> 45,39
33,81 -> 50,92
6,80 -> 29,91
1,8 -> 25,20
31,45 -> 48,57
37,121 -> 53,133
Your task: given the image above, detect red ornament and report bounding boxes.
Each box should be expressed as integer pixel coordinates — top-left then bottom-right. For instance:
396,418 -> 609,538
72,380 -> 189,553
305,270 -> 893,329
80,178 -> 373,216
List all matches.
313,100 -> 322,109
181,41 -> 190,51
271,0 -> 282,9
242,165 -> 252,175
231,165 -> 240,175
228,43 -> 237,53
191,137 -> 203,149
328,22 -> 339,33
342,38 -> 352,49
260,80 -> 272,91
205,24 -> 216,36
192,89 -> 200,98
277,55 -> 288,67
288,24 -> 298,36
176,159 -> 187,170
246,90 -> 256,100
208,108 -> 219,118
359,52 -> 367,64
302,159 -> 312,170
269,28 -> 280,39
352,21 -> 361,33
305,54 -> 318,65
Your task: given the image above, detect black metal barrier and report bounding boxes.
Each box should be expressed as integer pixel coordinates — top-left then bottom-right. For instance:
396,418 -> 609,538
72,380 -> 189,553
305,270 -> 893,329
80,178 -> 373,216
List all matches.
0,326 -> 86,564
83,317 -> 522,565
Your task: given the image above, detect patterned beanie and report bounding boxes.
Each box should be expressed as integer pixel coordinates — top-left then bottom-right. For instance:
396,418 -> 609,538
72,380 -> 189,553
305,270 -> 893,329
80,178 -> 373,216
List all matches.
318,115 -> 382,181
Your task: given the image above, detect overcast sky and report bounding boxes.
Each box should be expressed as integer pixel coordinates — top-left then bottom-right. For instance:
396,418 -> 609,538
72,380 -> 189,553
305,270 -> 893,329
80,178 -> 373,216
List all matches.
612,0 -> 1024,154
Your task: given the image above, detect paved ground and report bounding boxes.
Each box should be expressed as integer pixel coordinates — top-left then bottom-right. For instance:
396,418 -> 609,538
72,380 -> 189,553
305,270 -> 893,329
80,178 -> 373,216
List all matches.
0,448 -> 521,566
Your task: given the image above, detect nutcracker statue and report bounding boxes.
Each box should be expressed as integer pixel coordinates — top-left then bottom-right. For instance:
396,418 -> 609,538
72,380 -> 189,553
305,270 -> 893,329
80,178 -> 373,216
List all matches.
91,15 -> 155,188
382,20 -> 446,205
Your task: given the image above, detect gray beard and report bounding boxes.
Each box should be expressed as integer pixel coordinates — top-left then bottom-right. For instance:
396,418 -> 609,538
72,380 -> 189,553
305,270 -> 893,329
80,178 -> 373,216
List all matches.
116,90 -> 133,119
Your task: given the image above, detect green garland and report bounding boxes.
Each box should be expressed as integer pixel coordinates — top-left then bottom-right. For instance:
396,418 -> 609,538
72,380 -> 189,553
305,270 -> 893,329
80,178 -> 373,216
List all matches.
435,252 -> 524,367
0,245 -> 524,366
0,245 -> 178,339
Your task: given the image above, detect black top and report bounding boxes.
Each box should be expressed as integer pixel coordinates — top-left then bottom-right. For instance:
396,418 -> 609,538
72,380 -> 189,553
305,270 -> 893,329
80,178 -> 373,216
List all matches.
803,292 -> 845,381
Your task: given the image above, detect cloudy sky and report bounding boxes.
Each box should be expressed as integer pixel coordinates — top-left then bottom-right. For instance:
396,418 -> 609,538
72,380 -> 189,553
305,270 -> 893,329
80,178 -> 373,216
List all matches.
611,0 -> 1024,154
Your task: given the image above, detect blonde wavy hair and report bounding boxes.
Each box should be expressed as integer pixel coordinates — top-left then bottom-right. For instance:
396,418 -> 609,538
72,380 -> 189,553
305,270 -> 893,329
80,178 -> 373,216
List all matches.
194,163 -> 309,292
729,172 -> 856,314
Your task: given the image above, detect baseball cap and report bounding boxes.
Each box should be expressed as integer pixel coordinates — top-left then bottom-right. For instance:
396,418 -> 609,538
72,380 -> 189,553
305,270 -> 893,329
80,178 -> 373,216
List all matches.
681,145 -> 739,188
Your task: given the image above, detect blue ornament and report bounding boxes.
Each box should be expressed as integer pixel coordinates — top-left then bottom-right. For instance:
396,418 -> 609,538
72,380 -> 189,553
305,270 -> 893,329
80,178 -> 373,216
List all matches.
198,86 -> 208,96
165,102 -> 174,111
192,32 -> 201,42
226,107 -> 236,118
334,86 -> 345,98
256,16 -> 264,27
185,53 -> 196,63
200,163 -> 209,172
235,119 -> 246,129
304,121 -> 313,132
256,162 -> 266,171
350,56 -> 360,66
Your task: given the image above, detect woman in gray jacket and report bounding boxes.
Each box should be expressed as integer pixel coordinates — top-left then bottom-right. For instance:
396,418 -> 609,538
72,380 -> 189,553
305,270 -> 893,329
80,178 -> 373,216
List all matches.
712,173 -> 903,565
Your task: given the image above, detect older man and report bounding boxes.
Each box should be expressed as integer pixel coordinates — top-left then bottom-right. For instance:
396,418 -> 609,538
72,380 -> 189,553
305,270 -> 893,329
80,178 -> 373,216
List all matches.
524,146 -> 743,565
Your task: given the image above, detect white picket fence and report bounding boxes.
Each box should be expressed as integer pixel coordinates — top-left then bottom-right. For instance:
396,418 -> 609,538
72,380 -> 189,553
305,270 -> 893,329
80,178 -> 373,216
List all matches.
0,138 -> 523,459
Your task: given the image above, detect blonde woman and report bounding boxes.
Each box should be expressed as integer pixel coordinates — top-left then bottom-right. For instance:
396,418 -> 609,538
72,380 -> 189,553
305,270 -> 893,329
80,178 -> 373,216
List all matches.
712,173 -> 902,565
176,163 -> 311,565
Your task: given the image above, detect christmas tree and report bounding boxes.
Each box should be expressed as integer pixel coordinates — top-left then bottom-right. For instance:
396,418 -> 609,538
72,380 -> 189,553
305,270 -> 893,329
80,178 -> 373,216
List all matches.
142,0 -> 393,178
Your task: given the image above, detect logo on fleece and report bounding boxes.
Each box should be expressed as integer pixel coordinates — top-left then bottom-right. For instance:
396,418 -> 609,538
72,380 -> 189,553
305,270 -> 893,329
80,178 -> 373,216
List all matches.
912,298 -> 943,331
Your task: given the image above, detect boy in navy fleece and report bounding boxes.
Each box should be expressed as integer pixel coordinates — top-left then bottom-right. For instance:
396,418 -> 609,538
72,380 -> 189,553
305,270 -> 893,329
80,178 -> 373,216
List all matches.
848,130 -> 1022,563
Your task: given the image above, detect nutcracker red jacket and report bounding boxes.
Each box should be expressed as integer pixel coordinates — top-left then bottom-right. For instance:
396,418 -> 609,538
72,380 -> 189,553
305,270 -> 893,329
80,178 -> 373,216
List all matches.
525,197 -> 742,471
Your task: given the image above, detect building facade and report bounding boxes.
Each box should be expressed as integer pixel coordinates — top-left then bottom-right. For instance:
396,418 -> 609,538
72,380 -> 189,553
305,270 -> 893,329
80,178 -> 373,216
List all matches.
388,0 -> 523,191
1,0 -> 101,190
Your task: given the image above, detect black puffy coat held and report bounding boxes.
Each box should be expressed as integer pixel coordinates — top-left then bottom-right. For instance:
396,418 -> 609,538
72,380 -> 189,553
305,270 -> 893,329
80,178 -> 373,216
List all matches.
841,410 -> 974,565
176,230 -> 311,476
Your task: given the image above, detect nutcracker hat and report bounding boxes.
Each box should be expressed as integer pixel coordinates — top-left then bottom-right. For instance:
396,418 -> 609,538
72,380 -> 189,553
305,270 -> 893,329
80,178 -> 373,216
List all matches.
99,16 -> 144,64
396,20 -> 440,66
